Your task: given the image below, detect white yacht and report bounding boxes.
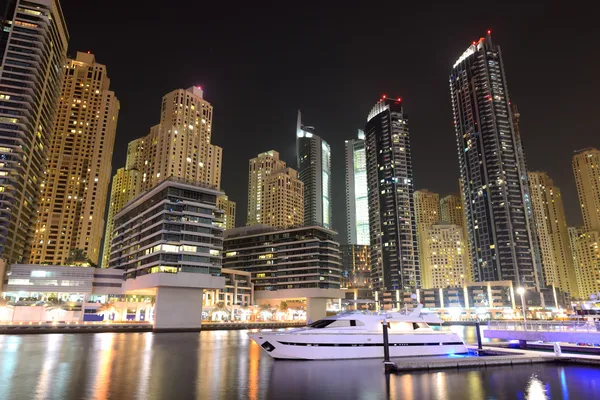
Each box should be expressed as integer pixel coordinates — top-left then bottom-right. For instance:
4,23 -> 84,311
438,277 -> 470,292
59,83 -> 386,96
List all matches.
248,306 -> 468,360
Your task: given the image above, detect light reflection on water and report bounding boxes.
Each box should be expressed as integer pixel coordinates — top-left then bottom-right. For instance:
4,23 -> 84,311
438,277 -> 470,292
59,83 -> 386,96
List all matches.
0,329 -> 597,399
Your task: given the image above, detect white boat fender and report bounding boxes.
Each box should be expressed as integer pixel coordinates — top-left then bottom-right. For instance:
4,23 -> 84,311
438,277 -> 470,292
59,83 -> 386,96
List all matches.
553,342 -> 562,356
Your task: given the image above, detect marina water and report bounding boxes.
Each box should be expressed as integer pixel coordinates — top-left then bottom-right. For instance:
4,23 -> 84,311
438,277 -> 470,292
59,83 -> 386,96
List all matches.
0,328 -> 598,399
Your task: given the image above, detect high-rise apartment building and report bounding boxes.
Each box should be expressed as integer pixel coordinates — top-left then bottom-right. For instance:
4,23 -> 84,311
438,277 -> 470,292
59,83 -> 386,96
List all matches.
441,193 -> 471,282
217,194 -> 236,230
247,150 -> 286,225
30,52 -> 119,266
414,190 -> 440,227
223,225 -> 342,292
440,195 -> 465,228
450,32 -> 541,289
573,148 -> 600,233
569,227 -> 600,300
140,86 -> 220,191
422,223 -> 468,289
340,244 -> 371,298
345,129 -> 369,245
529,172 -> 578,296
414,190 -> 440,288
261,167 -> 304,229
101,138 -> 143,267
108,177 -> 224,277
365,97 -> 419,301
296,111 -> 331,229
0,0 -> 68,263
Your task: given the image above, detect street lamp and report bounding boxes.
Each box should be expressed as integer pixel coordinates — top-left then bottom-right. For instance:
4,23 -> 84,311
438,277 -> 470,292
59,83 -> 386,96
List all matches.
517,287 -> 527,328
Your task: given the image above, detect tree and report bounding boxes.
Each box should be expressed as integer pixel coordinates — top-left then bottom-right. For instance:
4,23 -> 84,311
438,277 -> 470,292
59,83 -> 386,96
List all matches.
44,297 -> 66,311
279,301 -> 289,312
0,297 -> 13,308
65,248 -> 95,267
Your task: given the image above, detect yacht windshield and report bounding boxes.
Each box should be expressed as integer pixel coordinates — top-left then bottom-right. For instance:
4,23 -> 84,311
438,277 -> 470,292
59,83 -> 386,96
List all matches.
308,320 -> 335,328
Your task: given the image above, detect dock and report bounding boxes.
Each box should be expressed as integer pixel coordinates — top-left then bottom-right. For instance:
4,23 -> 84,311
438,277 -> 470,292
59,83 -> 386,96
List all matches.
385,346 -> 600,372
484,320 -> 600,345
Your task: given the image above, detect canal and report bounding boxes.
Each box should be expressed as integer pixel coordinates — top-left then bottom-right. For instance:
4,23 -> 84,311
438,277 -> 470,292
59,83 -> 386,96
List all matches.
0,328 -> 598,399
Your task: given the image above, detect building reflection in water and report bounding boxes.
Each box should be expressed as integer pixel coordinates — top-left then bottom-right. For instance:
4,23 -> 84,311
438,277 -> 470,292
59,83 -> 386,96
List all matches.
90,333 -> 115,399
34,334 -> 65,400
0,335 -> 21,396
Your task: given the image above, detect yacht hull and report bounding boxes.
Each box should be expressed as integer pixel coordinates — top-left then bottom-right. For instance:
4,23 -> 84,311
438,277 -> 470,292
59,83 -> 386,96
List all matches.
248,332 -> 468,360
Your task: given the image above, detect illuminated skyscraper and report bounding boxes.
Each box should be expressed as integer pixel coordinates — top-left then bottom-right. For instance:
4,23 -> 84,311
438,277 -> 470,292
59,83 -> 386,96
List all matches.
217,194 -> 236,230
422,223 -> 468,289
365,97 -> 419,302
101,139 -> 143,267
440,193 -> 471,282
529,172 -> 578,296
414,189 -> 440,288
140,86 -> 221,191
450,32 -> 541,289
261,167 -> 304,229
440,194 -> 465,228
247,150 -> 286,225
296,111 -> 331,229
569,227 -> 600,300
345,129 -> 369,245
0,0 -> 68,263
573,148 -> 600,233
31,52 -> 119,266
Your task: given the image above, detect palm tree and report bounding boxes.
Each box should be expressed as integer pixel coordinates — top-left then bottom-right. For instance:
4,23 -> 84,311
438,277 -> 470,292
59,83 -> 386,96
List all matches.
0,297 -> 13,309
96,303 -> 113,315
211,302 -> 229,321
279,301 -> 289,312
44,297 -> 66,311
65,248 -> 94,267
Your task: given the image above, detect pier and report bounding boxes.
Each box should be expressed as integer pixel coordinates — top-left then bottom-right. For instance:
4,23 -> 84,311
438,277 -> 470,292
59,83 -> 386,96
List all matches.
484,320 -> 600,345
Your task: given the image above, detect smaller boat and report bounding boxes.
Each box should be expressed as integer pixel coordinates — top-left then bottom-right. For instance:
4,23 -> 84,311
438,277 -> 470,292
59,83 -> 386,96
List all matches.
248,305 -> 468,360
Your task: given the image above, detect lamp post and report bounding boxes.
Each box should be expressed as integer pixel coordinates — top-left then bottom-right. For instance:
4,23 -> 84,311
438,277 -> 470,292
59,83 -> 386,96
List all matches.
517,287 -> 526,329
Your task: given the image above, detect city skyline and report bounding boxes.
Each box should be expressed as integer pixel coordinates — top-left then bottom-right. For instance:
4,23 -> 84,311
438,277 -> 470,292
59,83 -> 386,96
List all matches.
59,1 -> 600,240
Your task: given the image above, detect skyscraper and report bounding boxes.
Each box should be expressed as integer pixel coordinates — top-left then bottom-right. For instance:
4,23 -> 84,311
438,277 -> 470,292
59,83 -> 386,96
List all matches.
440,194 -> 466,228
529,172 -> 578,296
450,32 -> 541,289
261,167 -> 304,229
414,189 -> 440,288
422,223 -> 468,289
247,150 -> 286,226
569,227 -> 600,300
140,86 -> 221,191
345,129 -> 369,245
414,190 -> 440,227
440,193 -> 471,282
0,0 -> 68,263
30,52 -> 119,266
365,97 -> 419,302
217,194 -> 236,230
573,148 -> 600,233
101,139 -> 143,267
296,111 -> 331,229
340,244 -> 371,299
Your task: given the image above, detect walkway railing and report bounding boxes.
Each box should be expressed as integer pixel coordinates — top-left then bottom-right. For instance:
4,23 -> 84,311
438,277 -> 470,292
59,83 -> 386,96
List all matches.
488,320 -> 600,333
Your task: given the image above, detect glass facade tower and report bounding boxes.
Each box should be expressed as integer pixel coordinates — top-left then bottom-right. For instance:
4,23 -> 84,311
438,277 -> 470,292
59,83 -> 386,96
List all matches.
0,0 -> 69,263
345,129 -> 369,245
365,97 -> 419,302
296,111 -> 331,229
450,32 -> 542,289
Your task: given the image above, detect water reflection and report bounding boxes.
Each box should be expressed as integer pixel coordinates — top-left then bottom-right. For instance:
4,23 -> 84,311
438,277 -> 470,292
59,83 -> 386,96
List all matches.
0,331 -> 597,400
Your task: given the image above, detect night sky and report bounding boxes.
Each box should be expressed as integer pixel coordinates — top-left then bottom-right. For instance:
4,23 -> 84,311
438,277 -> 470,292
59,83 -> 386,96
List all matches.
62,0 -> 599,240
